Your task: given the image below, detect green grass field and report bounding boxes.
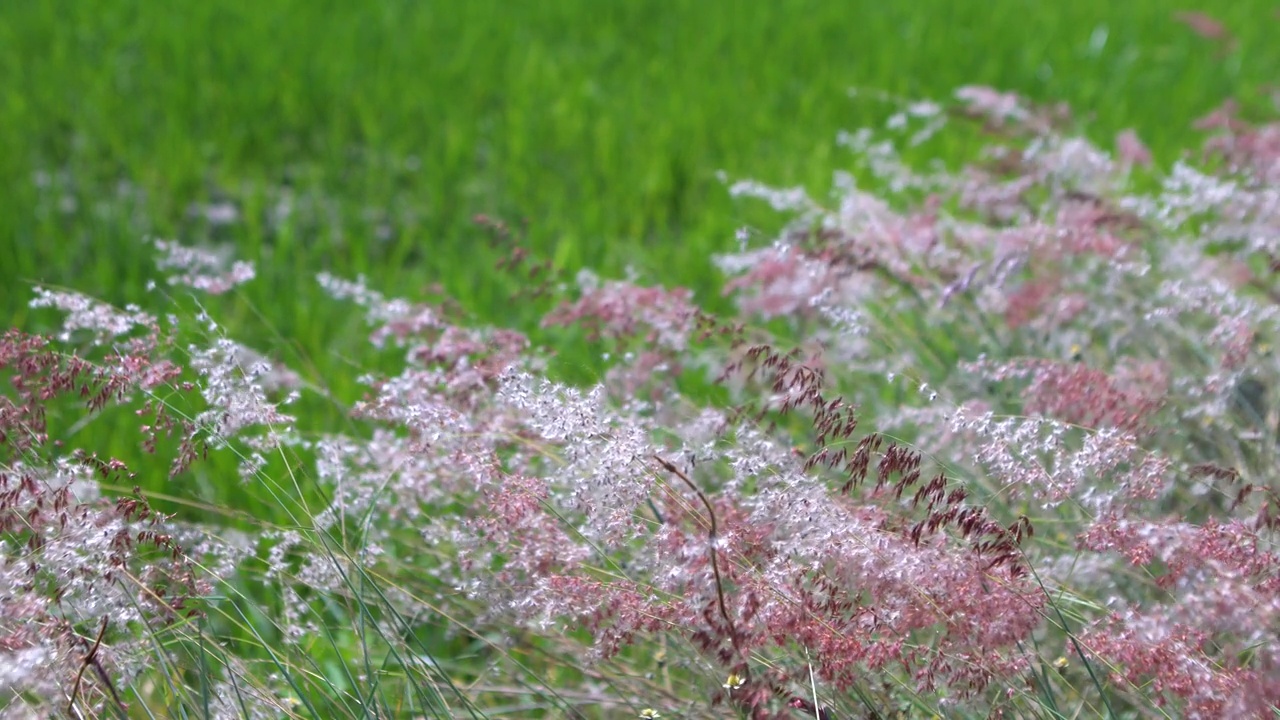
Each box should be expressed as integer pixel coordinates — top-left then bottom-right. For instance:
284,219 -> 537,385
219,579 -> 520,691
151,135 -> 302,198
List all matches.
6,0 -> 1276,519
1,0 -> 1275,516
4,0 -> 1276,327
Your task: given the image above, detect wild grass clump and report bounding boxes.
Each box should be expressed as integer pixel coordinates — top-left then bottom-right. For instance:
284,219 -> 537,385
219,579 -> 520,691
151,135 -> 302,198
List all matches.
5,86 -> 1280,719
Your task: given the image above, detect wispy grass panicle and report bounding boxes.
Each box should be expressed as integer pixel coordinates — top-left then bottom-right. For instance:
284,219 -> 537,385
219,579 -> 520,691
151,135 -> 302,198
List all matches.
0,327 -> 207,718
11,80 -> 1280,718
714,85 -> 1280,716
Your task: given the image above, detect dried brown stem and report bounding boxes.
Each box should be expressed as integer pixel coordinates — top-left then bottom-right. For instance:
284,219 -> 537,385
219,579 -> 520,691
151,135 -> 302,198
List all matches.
652,455 -> 745,665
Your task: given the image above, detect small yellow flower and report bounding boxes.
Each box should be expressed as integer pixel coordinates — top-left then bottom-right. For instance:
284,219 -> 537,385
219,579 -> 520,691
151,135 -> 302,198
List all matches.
723,673 -> 745,692
639,709 -> 661,719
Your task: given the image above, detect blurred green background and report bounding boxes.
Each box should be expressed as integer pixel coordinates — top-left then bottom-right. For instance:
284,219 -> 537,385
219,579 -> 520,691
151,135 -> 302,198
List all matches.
1,0 -> 1276,396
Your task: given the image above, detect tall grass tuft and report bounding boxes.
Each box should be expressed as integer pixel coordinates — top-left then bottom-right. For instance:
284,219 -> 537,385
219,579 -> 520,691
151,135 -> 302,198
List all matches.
5,85 -> 1280,718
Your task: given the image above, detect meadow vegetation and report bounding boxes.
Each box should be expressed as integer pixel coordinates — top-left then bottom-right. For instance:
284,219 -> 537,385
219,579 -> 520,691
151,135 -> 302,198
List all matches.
3,1 -> 1280,718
